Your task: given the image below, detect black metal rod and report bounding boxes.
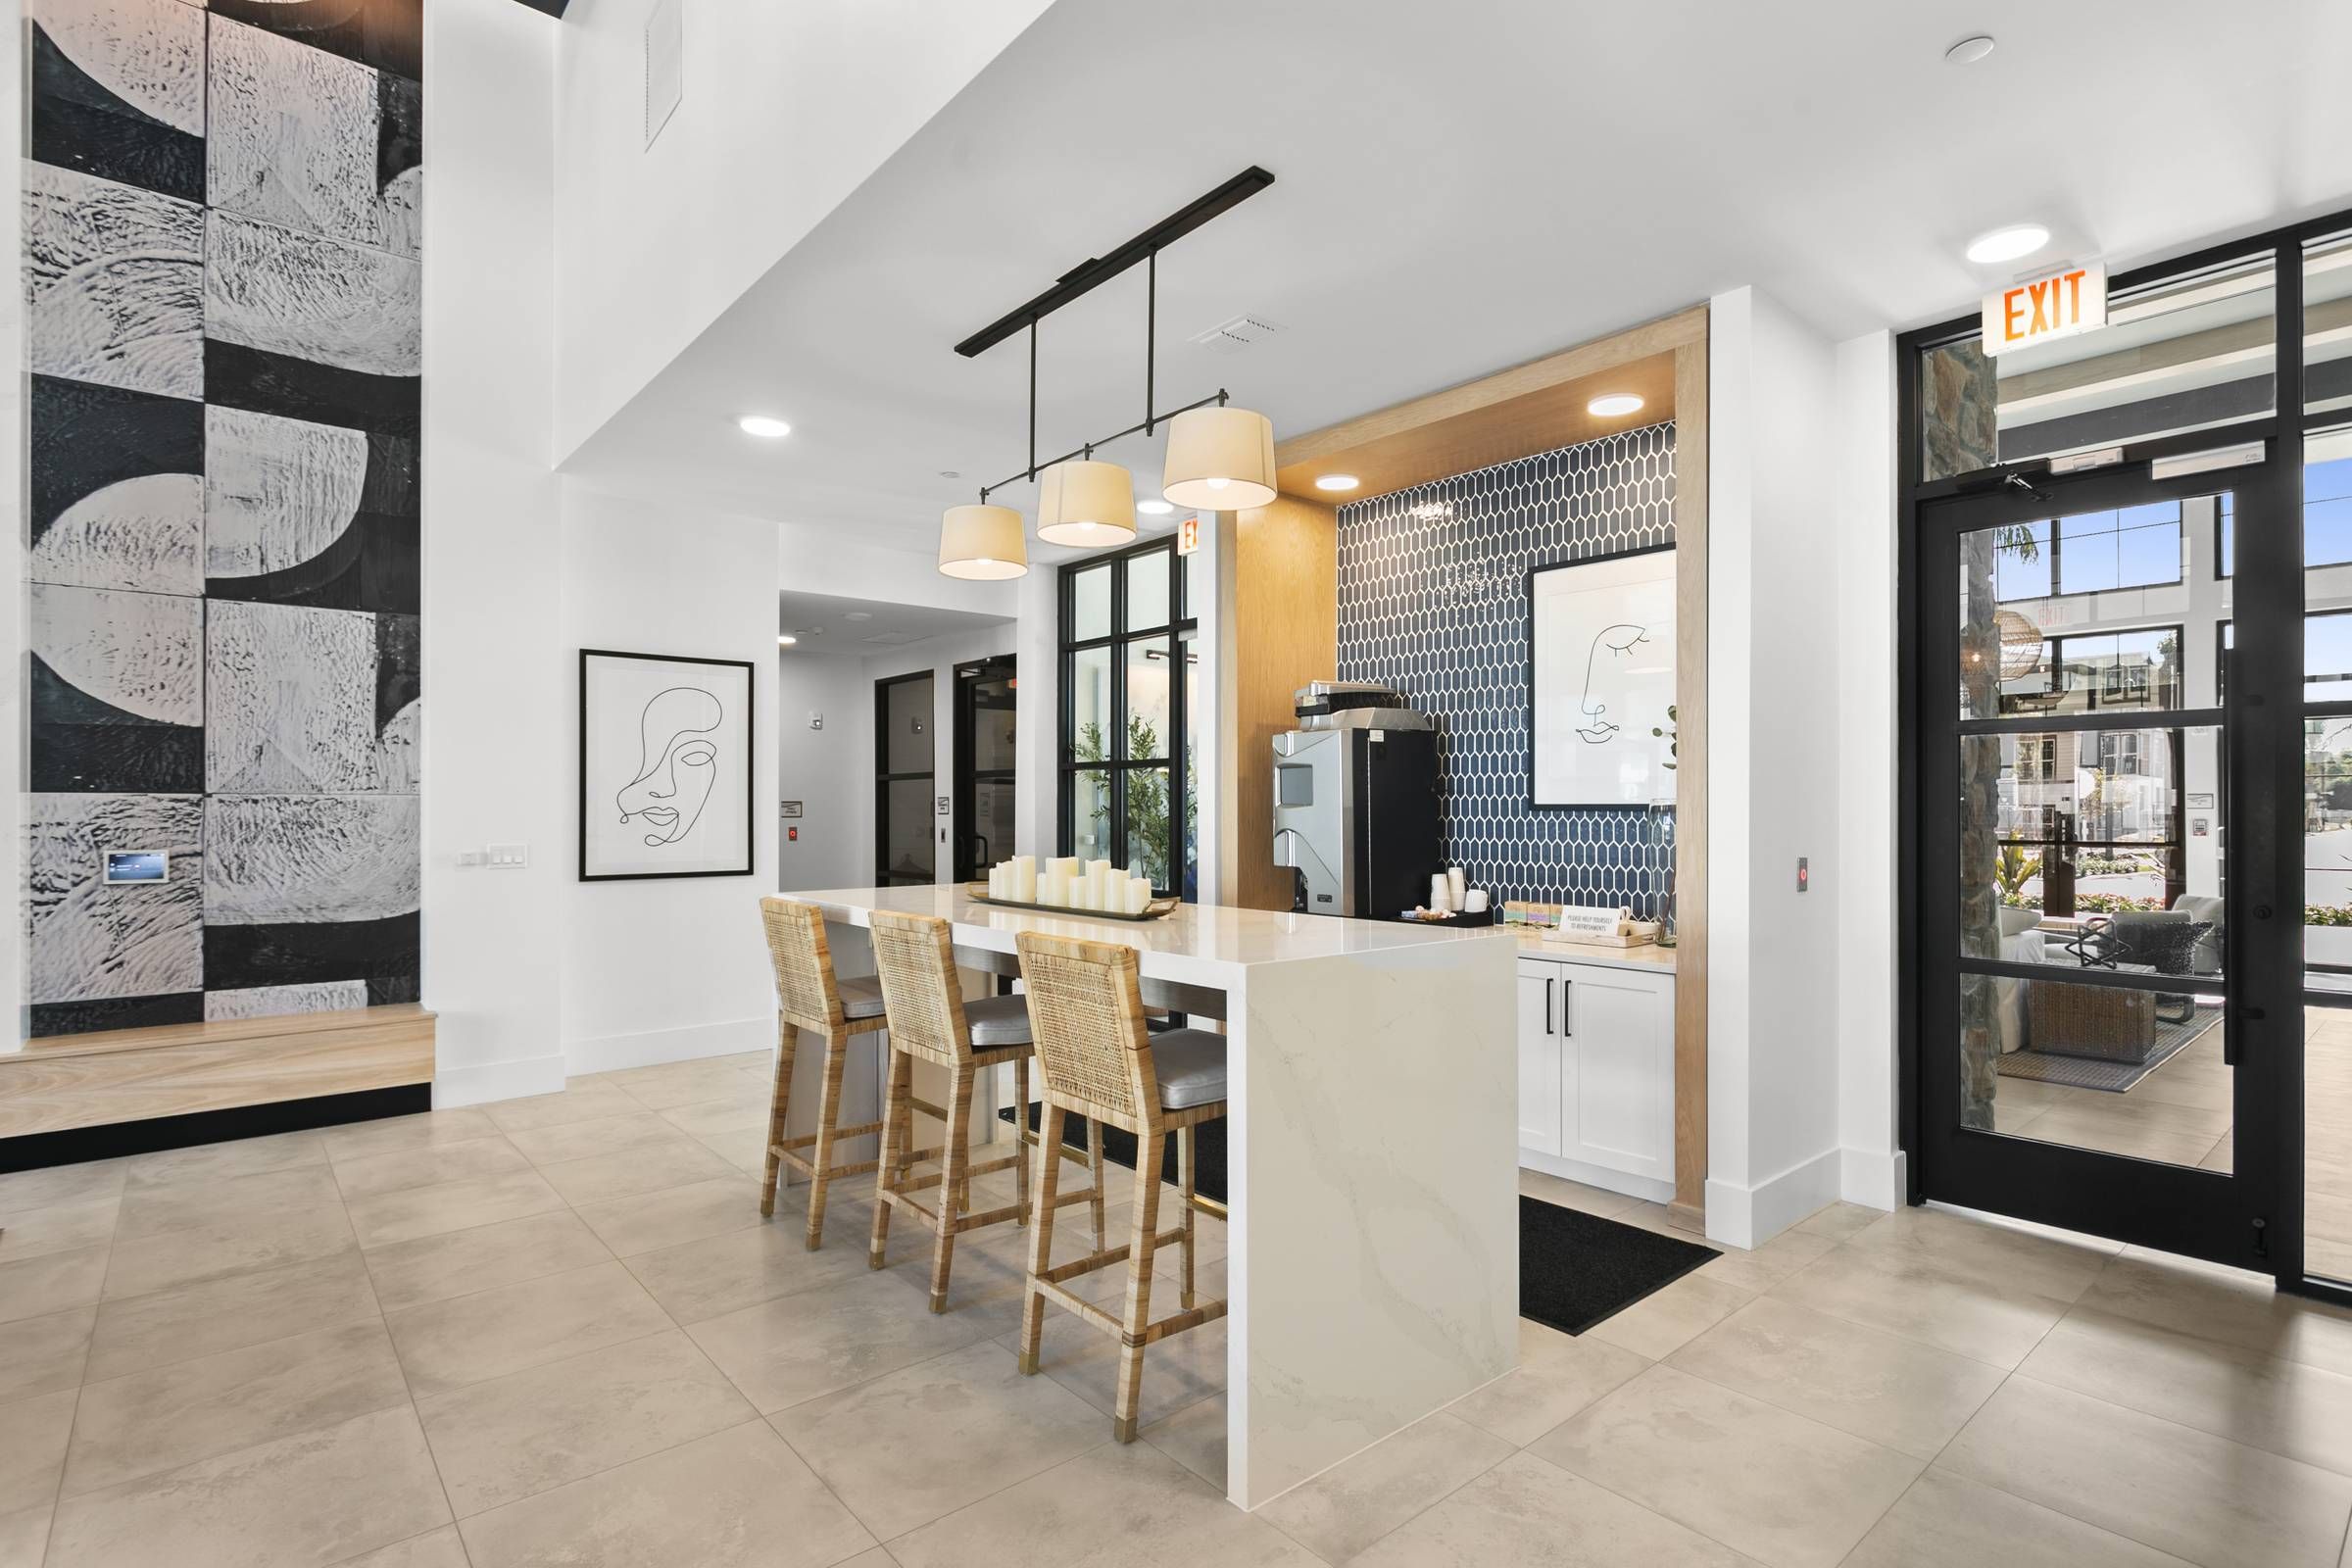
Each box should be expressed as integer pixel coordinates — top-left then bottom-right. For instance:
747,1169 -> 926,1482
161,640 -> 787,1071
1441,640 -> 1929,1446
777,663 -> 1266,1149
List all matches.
1146,250 -> 1156,437
980,388 -> 1227,503
954,168 -> 1275,358
1026,321 -> 1037,482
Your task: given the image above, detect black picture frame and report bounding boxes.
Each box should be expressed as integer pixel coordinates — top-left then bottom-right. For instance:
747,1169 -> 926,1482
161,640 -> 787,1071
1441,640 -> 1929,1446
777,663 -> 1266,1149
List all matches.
578,648 -> 756,882
1524,541 -> 1678,810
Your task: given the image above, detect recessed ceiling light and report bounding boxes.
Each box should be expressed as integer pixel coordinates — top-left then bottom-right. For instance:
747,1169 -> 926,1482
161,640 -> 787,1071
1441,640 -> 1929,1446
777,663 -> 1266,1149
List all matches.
1588,393 -> 1644,417
1944,34 -> 1995,66
737,415 -> 791,439
776,634 -> 797,646
1137,499 -> 1175,515
1965,224 -> 2049,265
1315,474 -> 1360,492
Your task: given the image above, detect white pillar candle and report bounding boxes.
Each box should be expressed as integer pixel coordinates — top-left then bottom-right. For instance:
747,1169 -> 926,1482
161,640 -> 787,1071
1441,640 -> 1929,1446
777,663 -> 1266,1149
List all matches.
1127,876 -> 1151,914
989,866 -> 1004,898
1073,878 -> 1094,910
1013,857 -> 1037,902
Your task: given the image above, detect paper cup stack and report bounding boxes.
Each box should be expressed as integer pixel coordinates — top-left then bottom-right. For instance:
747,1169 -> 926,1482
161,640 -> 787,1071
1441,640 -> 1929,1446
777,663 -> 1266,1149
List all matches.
984,855 -> 1154,916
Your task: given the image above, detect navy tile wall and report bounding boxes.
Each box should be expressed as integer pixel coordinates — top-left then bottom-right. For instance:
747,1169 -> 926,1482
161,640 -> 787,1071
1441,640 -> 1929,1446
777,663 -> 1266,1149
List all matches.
1336,422 -> 1678,916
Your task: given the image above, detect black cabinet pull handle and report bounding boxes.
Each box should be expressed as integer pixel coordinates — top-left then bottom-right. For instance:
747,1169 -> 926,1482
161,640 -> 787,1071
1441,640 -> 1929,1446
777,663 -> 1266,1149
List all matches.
1561,979 -> 1572,1038
1545,977 -> 1553,1036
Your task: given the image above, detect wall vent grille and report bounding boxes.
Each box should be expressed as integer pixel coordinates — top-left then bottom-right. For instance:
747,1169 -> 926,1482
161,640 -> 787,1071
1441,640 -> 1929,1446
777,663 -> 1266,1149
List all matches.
1189,314 -> 1284,353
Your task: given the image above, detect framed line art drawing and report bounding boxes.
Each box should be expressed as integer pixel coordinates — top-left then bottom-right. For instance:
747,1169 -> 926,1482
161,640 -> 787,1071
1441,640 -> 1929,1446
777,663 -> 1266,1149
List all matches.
1528,545 -> 1677,808
579,649 -> 755,881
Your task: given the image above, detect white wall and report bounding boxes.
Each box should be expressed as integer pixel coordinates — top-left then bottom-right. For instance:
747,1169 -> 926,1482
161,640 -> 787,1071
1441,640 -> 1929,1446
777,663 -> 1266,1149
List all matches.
550,0 -> 1053,460
559,482 -> 780,1075
420,0 -> 567,1105
773,654 -> 869,893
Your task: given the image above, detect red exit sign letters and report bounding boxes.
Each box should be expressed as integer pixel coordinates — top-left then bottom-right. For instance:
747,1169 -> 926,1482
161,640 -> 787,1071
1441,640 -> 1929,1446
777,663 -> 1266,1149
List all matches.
1982,263 -> 2107,356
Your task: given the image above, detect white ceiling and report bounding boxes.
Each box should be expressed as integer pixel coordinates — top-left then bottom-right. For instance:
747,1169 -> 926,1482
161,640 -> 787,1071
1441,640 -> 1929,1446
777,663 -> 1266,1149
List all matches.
776,590 -> 1009,656
563,0 -> 2352,556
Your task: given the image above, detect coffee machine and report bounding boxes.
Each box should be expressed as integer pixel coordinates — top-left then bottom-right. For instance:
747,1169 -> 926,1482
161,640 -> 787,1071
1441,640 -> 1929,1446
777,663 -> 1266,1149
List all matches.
1271,682 -> 1440,917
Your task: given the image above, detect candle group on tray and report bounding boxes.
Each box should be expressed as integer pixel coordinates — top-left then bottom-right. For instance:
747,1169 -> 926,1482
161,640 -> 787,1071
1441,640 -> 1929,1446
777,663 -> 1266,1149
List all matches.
984,855 -> 1153,915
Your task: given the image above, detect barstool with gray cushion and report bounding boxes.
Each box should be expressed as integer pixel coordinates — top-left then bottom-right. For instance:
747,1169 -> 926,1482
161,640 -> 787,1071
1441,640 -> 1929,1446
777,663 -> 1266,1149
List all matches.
1012,931 -> 1228,1443
867,909 -> 1107,1313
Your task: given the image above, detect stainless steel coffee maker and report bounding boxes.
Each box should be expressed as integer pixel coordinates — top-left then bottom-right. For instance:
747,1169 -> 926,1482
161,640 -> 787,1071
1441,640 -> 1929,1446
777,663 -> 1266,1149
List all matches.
1271,682 -> 1439,917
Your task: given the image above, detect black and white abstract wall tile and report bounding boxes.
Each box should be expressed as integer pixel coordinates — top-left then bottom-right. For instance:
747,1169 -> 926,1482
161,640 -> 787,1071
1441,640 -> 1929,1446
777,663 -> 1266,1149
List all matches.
1336,424 -> 1678,917
24,162 -> 205,400
29,374 -> 204,596
23,0 -> 422,1037
29,0 -> 206,204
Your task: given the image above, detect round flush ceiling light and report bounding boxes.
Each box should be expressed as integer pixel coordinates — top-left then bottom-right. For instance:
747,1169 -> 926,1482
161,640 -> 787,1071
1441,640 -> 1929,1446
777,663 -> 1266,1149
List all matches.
1315,474 -> 1360,492
1944,34 -> 1996,66
1162,406 -> 1278,511
1037,459 -> 1139,547
1588,393 -> 1645,417
737,415 -> 792,439
937,504 -> 1029,580
1965,223 -> 2050,265
1137,499 -> 1175,516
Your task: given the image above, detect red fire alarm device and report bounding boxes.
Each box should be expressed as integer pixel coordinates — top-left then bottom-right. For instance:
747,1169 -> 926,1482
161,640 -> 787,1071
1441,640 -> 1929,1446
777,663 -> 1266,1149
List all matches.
787,826 -> 799,842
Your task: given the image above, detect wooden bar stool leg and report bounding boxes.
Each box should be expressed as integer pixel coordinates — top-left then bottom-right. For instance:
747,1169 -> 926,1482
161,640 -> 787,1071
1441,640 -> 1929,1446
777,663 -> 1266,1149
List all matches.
1086,1115 -> 1107,1255
1019,1105 -> 1067,1375
1177,1123 -> 1199,1311
760,1020 -> 802,1217
868,1045 -> 911,1269
1011,1057 -> 1031,1227
804,1027 -> 850,1250
928,1061 -> 976,1313
1113,1129 -> 1165,1444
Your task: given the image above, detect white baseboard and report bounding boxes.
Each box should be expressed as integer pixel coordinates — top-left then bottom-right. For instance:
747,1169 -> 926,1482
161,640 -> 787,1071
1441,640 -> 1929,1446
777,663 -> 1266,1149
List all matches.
564,1014 -> 772,1077
1705,1147 -> 1844,1250
1519,1148 -> 1675,1206
1840,1146 -> 1907,1211
433,1052 -> 565,1108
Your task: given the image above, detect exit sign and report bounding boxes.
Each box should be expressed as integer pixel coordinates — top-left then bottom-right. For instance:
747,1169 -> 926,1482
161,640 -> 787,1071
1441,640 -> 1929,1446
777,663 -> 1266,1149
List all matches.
1175,514 -> 1201,556
1982,263 -> 2107,356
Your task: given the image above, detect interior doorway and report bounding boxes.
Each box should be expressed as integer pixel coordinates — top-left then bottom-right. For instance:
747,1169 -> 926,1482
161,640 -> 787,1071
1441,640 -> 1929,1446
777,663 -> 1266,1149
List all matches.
875,670 -> 936,886
954,655 -> 1016,883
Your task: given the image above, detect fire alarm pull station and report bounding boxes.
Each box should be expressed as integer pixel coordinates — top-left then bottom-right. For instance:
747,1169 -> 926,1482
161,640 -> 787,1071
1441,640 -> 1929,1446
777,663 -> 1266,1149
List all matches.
787,826 -> 799,842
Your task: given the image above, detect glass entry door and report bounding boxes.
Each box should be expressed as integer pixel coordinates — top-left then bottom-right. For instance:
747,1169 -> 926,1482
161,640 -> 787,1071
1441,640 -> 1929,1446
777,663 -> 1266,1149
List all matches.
954,655 -> 1016,883
1917,463 -> 2294,1268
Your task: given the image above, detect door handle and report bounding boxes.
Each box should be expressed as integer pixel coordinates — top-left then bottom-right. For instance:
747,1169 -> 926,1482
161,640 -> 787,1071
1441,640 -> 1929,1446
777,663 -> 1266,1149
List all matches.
1561,979 -> 1572,1038
1545,977 -> 1553,1036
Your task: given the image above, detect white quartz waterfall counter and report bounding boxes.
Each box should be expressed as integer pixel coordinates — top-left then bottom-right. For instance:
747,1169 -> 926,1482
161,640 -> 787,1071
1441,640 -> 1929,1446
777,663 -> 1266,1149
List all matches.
782,887 -> 1520,1510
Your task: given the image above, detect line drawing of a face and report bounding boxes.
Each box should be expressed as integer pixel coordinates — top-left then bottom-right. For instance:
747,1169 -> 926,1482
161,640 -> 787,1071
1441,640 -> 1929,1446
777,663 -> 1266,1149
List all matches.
1575,622 -> 1649,745
616,686 -> 723,847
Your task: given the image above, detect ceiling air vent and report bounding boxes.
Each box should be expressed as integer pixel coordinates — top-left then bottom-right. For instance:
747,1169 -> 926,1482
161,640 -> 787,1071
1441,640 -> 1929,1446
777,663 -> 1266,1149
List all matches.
645,0 -> 682,148
1189,314 -> 1285,354
859,631 -> 920,646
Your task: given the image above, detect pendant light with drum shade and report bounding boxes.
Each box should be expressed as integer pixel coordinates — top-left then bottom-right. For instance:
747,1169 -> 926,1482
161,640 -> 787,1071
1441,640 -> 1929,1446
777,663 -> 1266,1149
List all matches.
935,167 -> 1280,577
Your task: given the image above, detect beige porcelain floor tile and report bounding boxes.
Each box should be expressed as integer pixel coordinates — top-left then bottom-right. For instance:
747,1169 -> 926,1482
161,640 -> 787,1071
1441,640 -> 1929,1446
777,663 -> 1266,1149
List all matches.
346,1169 -> 565,1250
1588,1271 -> 1753,1360
457,1419 -> 873,1568
337,1525 -> 472,1568
621,1215 -> 879,1324
692,1126 -> 770,1175
1842,1468 -> 2197,1568
120,1131 -> 323,1190
416,1328 -> 753,1517
1943,1376 -> 2352,1568
1257,1410 -> 1515,1566
0,1306 -> 93,1404
0,1389 -> 75,1513
2023,1307 -> 2352,1478
604,1059 -> 772,1113
1348,1449 -> 1751,1568
1141,1391 -> 1228,1488
501,1110 -> 687,1167
1519,1168 -> 1643,1218
47,1403 -> 449,1568
1531,1364 -> 1924,1568
364,1208 -> 612,1314
535,1136 -> 739,1206
321,1108 -> 499,1163
114,1163 -> 343,1241
1767,1243 -> 2074,1368
1020,1304 -> 1227,1432
331,1135 -> 530,1200
571,1174 -> 766,1257
1794,1201 -> 1885,1241
87,1250 -> 377,1381
658,1095 -> 771,1140
0,1162 -> 126,1216
480,1082 -> 641,1135
1840,1202 -> 2113,1303
0,1248 -> 106,1328
65,1319 -> 409,1497
771,1336 -> 1109,1540
1666,1296 -> 2007,1460
0,1200 -> 118,1263
885,1441 -> 1319,1568
689,1266 -> 991,1413
100,1200 -> 356,1299
386,1259 -> 671,1398
0,1503 -> 50,1568
1688,1227 -> 1837,1296
1446,1317 -> 1651,1446
2079,1252 -> 2352,1378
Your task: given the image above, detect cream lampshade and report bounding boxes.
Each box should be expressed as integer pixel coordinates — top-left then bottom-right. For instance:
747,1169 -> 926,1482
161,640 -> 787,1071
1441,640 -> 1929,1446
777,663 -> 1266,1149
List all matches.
937,504 -> 1028,579
1161,405 -> 1276,511
1035,459 -> 1137,547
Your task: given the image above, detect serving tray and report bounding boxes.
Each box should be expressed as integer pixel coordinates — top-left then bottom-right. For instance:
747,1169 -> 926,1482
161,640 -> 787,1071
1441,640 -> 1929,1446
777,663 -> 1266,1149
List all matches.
961,882 -> 1181,922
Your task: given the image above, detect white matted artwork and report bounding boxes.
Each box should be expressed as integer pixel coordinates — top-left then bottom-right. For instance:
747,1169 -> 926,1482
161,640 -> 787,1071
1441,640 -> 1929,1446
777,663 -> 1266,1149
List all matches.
1529,545 -> 1677,807
579,648 -> 755,880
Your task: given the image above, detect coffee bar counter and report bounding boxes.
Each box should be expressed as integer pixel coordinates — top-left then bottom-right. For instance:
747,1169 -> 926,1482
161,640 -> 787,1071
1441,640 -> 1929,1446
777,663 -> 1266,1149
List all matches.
783,886 -> 1519,1510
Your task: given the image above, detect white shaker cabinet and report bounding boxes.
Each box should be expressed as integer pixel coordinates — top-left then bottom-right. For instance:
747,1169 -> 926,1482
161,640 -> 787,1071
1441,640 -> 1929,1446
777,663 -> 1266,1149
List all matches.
1516,951 -> 1676,1200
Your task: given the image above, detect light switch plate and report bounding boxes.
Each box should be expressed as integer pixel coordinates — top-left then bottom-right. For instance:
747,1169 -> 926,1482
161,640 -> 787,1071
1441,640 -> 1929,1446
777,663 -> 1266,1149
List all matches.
487,843 -> 529,869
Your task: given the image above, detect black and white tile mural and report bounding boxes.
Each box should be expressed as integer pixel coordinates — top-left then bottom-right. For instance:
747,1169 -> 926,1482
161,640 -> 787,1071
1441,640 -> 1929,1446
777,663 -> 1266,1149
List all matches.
1336,425 -> 1679,918
23,0 -> 423,1037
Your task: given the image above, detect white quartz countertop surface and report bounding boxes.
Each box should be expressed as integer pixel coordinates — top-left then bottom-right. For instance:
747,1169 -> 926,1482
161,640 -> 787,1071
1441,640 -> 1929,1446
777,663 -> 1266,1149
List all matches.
779,886 -> 1516,986
1513,929 -> 1680,973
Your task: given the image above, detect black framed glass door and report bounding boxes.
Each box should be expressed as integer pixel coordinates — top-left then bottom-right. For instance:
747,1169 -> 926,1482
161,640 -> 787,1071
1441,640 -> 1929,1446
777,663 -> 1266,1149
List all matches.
1917,463 -> 2293,1268
875,670 -> 936,886
954,655 -> 1016,882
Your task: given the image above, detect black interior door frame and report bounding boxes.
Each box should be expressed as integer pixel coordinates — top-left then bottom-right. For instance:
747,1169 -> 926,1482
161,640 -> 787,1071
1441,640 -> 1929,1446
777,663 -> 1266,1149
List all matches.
953,654 -> 1016,883
874,669 -> 936,886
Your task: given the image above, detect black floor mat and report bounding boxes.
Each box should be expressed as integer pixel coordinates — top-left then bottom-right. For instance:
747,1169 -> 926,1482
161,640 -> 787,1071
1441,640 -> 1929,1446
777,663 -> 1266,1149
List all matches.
1518,1195 -> 1720,1335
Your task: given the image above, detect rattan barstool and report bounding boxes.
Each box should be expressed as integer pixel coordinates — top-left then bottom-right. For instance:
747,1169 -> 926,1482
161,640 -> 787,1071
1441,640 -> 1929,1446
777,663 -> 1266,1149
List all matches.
758,897 -> 941,1250
1012,931 -> 1228,1443
865,909 -> 1107,1312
